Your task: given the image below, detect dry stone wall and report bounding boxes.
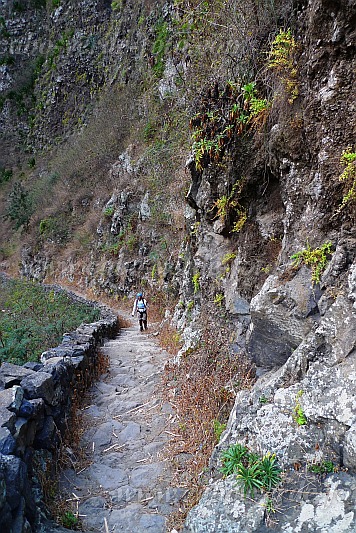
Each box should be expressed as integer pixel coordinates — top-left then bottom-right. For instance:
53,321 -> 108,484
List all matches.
0,297 -> 118,532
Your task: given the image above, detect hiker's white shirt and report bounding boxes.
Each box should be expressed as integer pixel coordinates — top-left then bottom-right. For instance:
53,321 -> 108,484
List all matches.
132,298 -> 147,315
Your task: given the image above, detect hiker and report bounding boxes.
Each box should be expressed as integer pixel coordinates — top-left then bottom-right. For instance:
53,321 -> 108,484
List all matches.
132,292 -> 148,331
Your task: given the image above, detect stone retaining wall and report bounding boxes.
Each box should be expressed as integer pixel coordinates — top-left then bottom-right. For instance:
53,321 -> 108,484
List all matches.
0,295 -> 118,532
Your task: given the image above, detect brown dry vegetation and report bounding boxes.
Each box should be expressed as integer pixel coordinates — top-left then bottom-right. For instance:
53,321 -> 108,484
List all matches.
160,313 -> 255,529
39,349 -> 110,528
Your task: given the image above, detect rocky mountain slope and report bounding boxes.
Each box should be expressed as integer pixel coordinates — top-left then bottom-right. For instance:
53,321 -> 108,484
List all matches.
0,0 -> 355,531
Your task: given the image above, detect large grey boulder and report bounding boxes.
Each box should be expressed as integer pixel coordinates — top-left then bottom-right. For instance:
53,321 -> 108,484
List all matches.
246,267 -> 322,368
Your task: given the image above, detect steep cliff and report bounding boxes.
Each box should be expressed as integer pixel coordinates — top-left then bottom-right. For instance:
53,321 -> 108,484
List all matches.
0,0 -> 355,531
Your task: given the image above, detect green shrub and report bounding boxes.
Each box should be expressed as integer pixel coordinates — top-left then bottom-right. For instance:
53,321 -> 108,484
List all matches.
293,390 -> 307,426
4,182 -> 33,230
213,419 -> 226,442
308,460 -> 336,475
221,444 -> 281,498
291,242 -> 333,284
0,168 -> 12,184
221,443 -> 249,476
337,147 -> 356,213
152,20 -> 169,78
61,510 -> 79,529
268,28 -> 299,103
103,206 -> 114,217
0,279 -> 100,365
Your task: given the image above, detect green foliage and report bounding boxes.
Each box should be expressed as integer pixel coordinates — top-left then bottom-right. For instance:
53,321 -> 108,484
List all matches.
192,271 -> 200,294
0,168 -> 13,185
152,20 -> 169,78
211,180 -> 246,232
61,510 -> 79,529
0,16 -> 10,38
213,292 -> 224,307
293,390 -> 307,426
48,31 -> 72,68
308,460 -> 336,475
103,206 -> 114,217
190,80 -> 270,172
111,0 -> 123,11
186,300 -> 194,312
259,395 -> 269,404
4,182 -> 33,230
258,454 -> 282,492
337,147 -> 356,212
0,55 -> 15,66
221,252 -> 236,266
291,241 -> 333,285
0,279 -> 100,365
143,121 -> 156,142
236,453 -> 281,498
221,444 -> 281,498
213,420 -> 226,442
221,443 -> 249,477
102,222 -> 138,256
268,29 -> 299,103
38,214 -> 70,244
236,462 -> 264,498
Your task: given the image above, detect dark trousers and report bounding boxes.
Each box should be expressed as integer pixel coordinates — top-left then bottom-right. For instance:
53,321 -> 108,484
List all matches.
138,311 -> 147,331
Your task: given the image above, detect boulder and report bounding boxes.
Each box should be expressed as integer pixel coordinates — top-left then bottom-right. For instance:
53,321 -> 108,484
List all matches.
0,364 -> 36,390
0,427 -> 16,455
0,386 -> 24,414
33,416 -> 58,450
20,372 -> 55,405
247,268 -> 323,368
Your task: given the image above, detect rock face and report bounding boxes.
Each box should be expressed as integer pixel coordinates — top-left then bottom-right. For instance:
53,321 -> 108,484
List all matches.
180,0 -> 356,530
184,265 -> 356,531
0,301 -> 118,532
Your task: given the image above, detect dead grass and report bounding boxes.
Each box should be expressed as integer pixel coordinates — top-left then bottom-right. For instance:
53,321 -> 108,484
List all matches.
161,318 -> 255,530
38,349 -> 110,528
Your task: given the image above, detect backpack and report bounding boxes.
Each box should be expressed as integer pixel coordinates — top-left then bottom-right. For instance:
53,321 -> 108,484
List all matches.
137,298 -> 146,312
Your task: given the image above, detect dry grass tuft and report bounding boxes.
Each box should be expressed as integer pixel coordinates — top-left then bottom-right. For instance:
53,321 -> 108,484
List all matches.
39,349 -> 110,527
118,314 -> 133,328
162,321 -> 255,530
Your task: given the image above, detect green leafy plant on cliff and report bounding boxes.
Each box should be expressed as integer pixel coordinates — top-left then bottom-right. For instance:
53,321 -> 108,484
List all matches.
293,390 -> 307,426
61,511 -> 79,529
190,81 -> 270,172
291,241 -> 333,285
3,182 -> 33,230
111,0 -> 123,10
152,20 -> 170,78
336,147 -> 356,213
308,460 -> 337,475
221,445 -> 282,498
212,180 -> 246,231
192,271 -> 200,294
268,28 -> 299,103
213,419 -> 226,442
221,443 -> 249,476
213,292 -> 224,307
221,252 -> 236,266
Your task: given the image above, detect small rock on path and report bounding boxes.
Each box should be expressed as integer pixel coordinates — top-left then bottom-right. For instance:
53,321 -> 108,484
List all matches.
59,316 -> 184,532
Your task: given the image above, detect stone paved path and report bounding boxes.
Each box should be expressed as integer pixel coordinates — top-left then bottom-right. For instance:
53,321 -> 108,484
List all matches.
59,317 -> 184,532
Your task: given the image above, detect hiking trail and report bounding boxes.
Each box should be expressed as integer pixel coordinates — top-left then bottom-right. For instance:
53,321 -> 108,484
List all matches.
58,313 -> 184,532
